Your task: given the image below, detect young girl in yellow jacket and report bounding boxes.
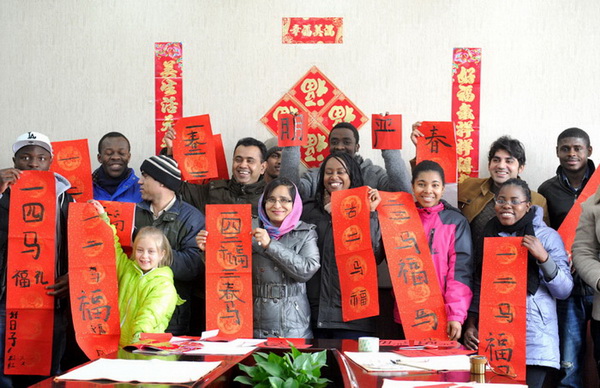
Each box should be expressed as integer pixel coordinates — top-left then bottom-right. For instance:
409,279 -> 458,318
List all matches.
90,200 -> 182,346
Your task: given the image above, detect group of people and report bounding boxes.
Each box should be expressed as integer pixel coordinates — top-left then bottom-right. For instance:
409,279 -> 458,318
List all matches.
0,122 -> 597,388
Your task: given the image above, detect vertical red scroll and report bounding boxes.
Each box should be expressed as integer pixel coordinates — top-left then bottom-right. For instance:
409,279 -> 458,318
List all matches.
331,187 -> 379,321
155,42 -> 183,155
50,139 -> 93,202
173,115 -> 218,183
479,237 -> 527,380
378,191 -> 448,340
416,121 -> 457,184
5,171 -> 56,375
451,48 -> 481,182
205,204 -> 253,339
68,203 -> 120,360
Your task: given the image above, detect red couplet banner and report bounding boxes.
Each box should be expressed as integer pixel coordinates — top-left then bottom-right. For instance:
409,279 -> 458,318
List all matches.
155,42 -> 183,155
277,113 -> 308,147
371,114 -> 402,150
558,167 -> 600,255
50,139 -> 93,202
98,201 -> 135,249
479,237 -> 527,380
205,204 -> 253,339
173,115 -> 218,183
68,203 -> 120,360
5,171 -> 56,375
416,121 -> 457,184
331,187 -> 379,321
282,17 -> 343,44
451,48 -> 482,182
378,191 -> 448,340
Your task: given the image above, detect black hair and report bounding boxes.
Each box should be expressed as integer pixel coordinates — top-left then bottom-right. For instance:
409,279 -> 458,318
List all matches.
234,137 -> 267,162
488,136 -> 526,167
98,132 -> 131,154
557,127 -> 591,147
330,122 -> 360,144
315,152 -> 363,207
498,178 -> 532,202
262,177 -> 297,209
412,160 -> 445,185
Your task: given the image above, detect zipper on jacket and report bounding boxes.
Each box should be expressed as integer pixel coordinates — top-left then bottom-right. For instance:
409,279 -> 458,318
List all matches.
428,228 -> 435,252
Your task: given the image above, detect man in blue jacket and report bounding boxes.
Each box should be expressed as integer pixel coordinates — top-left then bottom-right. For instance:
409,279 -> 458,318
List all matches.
93,132 -> 142,203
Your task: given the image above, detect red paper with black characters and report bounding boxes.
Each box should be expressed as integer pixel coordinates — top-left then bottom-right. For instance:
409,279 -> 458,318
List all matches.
558,167 -> 600,255
98,201 -> 135,248
378,191 -> 448,340
331,187 -> 379,321
50,139 -> 93,202
371,114 -> 402,150
68,203 -> 120,360
155,42 -> 183,155
416,121 -> 457,184
479,237 -> 527,380
5,171 -> 56,375
213,134 -> 229,181
277,113 -> 308,147
451,48 -> 482,181
205,204 -> 253,339
173,115 -> 219,183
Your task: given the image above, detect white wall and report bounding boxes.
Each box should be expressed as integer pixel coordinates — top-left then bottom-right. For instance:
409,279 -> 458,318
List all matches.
1,0 -> 598,190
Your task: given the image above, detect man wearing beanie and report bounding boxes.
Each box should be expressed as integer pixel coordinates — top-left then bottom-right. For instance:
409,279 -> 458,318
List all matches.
0,131 -> 74,386
263,137 -> 283,184
135,155 -> 205,335
280,121 -> 413,199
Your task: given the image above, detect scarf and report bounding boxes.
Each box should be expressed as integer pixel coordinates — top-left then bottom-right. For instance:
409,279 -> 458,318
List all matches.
258,185 -> 302,240
93,167 -> 131,195
483,209 -> 540,295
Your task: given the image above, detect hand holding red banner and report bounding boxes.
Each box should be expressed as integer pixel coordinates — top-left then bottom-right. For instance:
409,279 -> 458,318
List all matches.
98,200 -> 135,248
277,113 -> 308,146
371,114 -> 402,149
50,139 -> 93,202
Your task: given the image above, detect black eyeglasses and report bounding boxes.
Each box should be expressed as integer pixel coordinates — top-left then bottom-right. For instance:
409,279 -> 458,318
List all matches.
265,197 -> 293,205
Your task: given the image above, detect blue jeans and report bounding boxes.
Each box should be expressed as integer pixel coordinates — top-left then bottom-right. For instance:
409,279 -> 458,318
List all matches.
557,294 -> 600,388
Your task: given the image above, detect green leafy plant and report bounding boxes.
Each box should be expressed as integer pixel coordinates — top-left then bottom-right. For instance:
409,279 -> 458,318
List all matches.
234,344 -> 331,387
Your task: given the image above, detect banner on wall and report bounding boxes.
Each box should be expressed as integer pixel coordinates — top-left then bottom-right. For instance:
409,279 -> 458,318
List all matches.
50,139 -> 93,202
451,48 -> 481,181
282,17 -> 343,44
155,42 -> 183,155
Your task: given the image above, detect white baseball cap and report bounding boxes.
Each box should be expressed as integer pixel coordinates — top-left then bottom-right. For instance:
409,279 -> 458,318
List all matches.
12,132 -> 53,155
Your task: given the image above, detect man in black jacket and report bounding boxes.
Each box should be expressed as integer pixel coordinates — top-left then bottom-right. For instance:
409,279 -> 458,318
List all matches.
538,127 -> 596,388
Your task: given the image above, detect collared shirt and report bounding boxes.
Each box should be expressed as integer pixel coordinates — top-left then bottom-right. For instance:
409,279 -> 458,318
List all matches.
150,195 -> 177,220
559,165 -> 591,193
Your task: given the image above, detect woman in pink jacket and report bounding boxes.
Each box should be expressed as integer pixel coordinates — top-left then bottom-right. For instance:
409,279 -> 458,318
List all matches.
394,160 -> 473,340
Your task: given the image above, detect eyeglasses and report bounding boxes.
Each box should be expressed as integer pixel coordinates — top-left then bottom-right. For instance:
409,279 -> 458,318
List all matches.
494,198 -> 528,206
265,197 -> 293,205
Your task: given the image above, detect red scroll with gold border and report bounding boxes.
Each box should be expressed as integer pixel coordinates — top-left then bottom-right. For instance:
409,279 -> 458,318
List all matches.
558,167 -> 600,255
282,17 -> 343,44
68,203 -> 120,360
479,237 -> 527,380
205,204 -> 253,339
5,171 -> 56,375
155,42 -> 183,155
50,139 -> 93,202
378,191 -> 448,340
372,114 -> 402,150
331,187 -> 379,321
416,121 -> 457,184
451,48 -> 481,182
173,115 -> 218,183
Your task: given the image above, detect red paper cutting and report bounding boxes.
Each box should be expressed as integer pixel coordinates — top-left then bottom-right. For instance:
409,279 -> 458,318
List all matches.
50,139 -> 93,202
5,171 -> 56,375
378,191 -> 448,340
173,115 -> 218,182
98,200 -> 135,248
416,121 -> 457,184
155,42 -> 183,155
451,48 -> 482,181
277,113 -> 308,147
282,17 -> 343,44
68,203 -> 120,360
205,204 -> 253,339
371,114 -> 402,150
478,237 -> 527,380
331,187 -> 379,321
213,134 -> 229,181
558,167 -> 600,255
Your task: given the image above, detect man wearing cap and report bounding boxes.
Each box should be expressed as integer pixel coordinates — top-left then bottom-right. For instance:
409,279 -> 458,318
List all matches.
280,121 -> 413,199
264,143 -> 282,184
135,155 -> 205,335
93,132 -> 142,203
0,132 -> 74,385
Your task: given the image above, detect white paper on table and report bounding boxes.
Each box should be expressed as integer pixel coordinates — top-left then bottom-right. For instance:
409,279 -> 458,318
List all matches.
55,358 -> 221,383
184,340 -> 257,355
382,380 -> 528,388
344,352 -> 471,372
